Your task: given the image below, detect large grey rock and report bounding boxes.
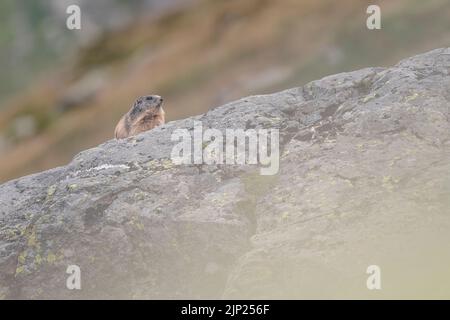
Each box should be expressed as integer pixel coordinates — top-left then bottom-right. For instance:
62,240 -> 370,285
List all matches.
1,48 -> 450,299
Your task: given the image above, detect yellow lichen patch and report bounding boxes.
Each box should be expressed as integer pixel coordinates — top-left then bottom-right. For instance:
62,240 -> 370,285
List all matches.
281,149 -> 290,158
68,184 -> 78,191
145,159 -> 158,169
47,252 -> 57,264
363,93 -> 376,103
42,250 -> 65,266
15,266 -> 25,276
404,92 -> 419,103
267,116 -> 282,124
47,185 -> 56,197
161,159 -> 174,169
18,250 -> 27,264
30,288 -> 43,299
136,221 -> 144,230
27,229 -> 37,248
34,254 -> 42,265
146,158 -> 174,170
133,191 -> 146,201
4,227 -> 21,241
128,215 -> 145,230
18,226 -> 26,236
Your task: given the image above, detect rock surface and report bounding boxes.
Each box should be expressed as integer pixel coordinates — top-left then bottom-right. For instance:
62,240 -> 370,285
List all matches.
1,48 -> 450,299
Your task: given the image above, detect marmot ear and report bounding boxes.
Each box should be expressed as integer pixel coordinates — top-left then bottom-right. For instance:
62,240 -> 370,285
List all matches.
134,98 -> 143,106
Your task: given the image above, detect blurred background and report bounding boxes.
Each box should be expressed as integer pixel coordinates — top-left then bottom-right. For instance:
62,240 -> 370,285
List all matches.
0,0 -> 449,182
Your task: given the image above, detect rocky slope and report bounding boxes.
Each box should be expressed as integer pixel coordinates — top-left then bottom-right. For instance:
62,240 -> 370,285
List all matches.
2,0 -> 450,183
0,48 -> 450,299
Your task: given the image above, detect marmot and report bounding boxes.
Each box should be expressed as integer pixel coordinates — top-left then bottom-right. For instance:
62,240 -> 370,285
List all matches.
115,95 -> 165,139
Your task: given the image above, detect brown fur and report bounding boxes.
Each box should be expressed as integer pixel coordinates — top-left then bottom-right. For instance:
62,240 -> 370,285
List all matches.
115,95 -> 165,139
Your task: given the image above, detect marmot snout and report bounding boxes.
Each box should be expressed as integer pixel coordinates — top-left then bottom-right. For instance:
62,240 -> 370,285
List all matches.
115,95 -> 165,139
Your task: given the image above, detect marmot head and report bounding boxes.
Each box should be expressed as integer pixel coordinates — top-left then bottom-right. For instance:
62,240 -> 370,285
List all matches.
115,95 -> 165,139
129,95 -> 164,121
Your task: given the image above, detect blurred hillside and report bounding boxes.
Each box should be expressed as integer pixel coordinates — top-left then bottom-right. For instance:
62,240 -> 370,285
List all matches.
0,0 -> 449,182
0,0 -> 191,101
